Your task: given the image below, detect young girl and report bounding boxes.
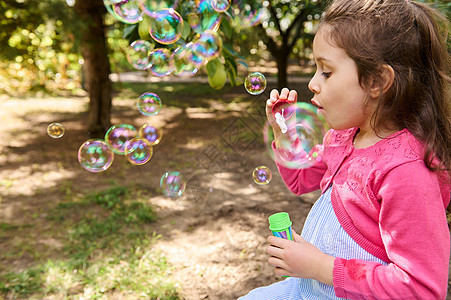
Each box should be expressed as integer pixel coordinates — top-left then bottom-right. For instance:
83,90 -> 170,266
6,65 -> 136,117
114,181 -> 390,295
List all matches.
239,0 -> 450,299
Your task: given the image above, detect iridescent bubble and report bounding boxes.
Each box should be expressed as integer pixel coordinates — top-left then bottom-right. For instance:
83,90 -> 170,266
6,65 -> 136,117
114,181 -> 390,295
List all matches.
252,166 -> 272,185
191,30 -> 222,60
137,92 -> 162,116
170,42 -> 205,77
47,122 -> 65,138
139,123 -> 162,145
245,72 -> 267,95
263,102 -> 328,169
160,171 -> 187,197
138,0 -> 178,16
78,139 -> 114,172
111,0 -> 142,24
124,137 -> 153,165
189,0 -> 221,33
126,40 -> 153,70
231,0 -> 263,28
148,8 -> 183,45
105,124 -> 138,155
211,0 -> 231,12
148,48 -> 174,77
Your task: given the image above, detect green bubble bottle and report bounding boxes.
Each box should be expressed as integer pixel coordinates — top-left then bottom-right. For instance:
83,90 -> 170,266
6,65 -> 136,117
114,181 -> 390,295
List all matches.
268,212 -> 294,241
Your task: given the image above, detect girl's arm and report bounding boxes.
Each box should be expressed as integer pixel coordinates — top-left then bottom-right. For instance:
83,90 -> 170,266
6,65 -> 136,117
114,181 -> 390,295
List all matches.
333,161 -> 450,299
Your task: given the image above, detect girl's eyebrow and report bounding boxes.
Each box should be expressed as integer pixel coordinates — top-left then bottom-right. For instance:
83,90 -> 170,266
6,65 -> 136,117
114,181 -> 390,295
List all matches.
315,56 -> 331,63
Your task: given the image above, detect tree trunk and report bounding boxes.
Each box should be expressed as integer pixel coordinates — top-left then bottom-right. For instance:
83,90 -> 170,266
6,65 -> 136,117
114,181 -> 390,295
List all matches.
276,53 -> 289,89
75,0 -> 112,138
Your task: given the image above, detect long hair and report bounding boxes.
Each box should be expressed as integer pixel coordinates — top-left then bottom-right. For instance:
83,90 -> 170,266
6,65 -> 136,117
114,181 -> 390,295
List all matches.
322,0 -> 451,173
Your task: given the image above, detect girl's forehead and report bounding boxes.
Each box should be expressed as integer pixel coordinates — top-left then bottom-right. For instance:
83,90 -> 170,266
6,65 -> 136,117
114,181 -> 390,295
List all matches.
313,27 -> 345,61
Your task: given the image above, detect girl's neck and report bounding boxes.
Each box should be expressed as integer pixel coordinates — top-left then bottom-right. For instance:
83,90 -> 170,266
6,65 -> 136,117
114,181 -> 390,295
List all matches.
353,127 -> 399,149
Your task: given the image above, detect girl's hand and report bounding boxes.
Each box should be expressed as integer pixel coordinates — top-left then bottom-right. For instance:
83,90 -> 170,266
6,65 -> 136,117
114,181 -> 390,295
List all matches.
265,88 -> 298,129
266,230 -> 335,286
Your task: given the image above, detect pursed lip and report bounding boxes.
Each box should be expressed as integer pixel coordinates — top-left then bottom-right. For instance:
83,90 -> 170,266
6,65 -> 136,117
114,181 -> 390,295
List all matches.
311,98 -> 323,109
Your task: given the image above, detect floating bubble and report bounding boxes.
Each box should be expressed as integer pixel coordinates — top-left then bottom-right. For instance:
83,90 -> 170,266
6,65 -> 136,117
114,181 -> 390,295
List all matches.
148,48 -> 174,77
137,92 -> 162,116
191,30 -> 222,60
105,124 -> 138,155
78,139 -> 114,172
231,0 -> 263,28
245,72 -> 267,95
138,0 -> 178,16
47,122 -> 65,138
126,40 -> 153,70
252,166 -> 272,185
263,102 -> 328,169
160,171 -> 187,197
124,137 -> 153,165
139,123 -> 162,145
189,0 -> 221,33
170,42 -> 205,77
148,8 -> 183,45
211,0 -> 231,12
111,0 -> 142,24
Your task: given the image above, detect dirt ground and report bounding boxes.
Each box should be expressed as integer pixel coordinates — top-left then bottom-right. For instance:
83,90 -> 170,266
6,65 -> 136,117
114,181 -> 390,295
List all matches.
0,78 -> 449,299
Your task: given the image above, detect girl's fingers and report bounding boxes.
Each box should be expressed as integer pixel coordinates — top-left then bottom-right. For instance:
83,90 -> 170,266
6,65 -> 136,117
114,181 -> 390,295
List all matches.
268,256 -> 289,270
288,90 -> 297,103
269,89 -> 279,103
279,88 -> 290,100
266,244 -> 285,258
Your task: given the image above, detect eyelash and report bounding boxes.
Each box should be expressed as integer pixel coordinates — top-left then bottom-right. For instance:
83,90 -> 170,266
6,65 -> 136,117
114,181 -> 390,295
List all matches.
321,72 -> 332,78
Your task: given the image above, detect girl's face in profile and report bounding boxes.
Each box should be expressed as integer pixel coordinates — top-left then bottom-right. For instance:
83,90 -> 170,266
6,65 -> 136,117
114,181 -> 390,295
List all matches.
308,25 -> 374,132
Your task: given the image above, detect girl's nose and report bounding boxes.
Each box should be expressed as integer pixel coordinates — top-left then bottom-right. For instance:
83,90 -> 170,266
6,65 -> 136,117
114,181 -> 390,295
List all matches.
308,74 -> 319,94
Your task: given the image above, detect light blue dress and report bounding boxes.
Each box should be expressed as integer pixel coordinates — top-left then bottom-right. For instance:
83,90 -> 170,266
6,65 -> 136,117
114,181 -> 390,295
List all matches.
238,187 -> 388,299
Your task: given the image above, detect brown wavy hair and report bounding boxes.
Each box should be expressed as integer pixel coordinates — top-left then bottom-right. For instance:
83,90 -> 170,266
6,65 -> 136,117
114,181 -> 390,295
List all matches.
321,0 -> 451,173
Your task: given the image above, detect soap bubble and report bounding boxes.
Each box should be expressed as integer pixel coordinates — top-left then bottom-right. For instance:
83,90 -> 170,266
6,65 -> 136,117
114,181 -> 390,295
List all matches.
191,30 -> 222,60
139,123 -> 162,145
105,124 -> 138,155
138,0 -> 178,16
211,0 -> 230,12
126,40 -> 153,70
148,48 -> 174,77
170,42 -> 205,77
137,92 -> 162,116
111,0 -> 142,24
188,0 -> 221,33
78,139 -> 114,172
231,1 -> 263,28
124,137 -> 153,165
252,166 -> 272,185
263,102 -> 328,169
47,122 -> 65,138
160,171 -> 187,197
148,8 -> 183,45
245,72 -> 266,95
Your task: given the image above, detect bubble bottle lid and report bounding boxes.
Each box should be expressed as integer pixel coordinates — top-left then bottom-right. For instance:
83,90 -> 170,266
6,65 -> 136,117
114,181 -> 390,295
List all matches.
268,212 -> 292,232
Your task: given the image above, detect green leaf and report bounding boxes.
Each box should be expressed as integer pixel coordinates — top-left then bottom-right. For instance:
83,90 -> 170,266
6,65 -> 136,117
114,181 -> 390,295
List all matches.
219,17 -> 233,39
138,15 -> 151,39
181,18 -> 191,40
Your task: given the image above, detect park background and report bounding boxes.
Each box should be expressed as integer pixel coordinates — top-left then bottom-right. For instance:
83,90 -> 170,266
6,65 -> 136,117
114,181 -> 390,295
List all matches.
0,0 -> 450,299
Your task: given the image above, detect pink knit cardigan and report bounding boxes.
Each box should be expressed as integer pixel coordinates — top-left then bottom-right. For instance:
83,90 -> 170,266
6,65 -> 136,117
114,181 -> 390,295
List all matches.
275,127 -> 450,299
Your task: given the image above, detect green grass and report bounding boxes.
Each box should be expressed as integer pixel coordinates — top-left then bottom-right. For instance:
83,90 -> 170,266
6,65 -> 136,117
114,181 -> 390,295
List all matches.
0,185 -> 181,299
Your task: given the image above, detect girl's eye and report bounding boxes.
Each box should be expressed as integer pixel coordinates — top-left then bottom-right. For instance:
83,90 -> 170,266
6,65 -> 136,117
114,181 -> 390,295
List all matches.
321,72 -> 332,78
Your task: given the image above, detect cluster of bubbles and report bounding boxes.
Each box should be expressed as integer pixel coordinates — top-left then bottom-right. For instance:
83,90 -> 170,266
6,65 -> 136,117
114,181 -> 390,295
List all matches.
76,92 -> 162,174
113,0 -> 264,82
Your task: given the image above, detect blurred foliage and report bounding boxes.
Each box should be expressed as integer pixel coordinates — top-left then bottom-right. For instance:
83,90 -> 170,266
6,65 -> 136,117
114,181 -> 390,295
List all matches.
0,0 -> 82,95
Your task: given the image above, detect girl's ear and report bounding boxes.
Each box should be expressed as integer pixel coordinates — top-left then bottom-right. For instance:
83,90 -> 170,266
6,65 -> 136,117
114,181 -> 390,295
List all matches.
369,64 -> 395,98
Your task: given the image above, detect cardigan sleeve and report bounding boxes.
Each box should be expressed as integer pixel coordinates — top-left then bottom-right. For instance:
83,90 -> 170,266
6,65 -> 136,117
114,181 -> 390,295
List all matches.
333,161 -> 450,299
